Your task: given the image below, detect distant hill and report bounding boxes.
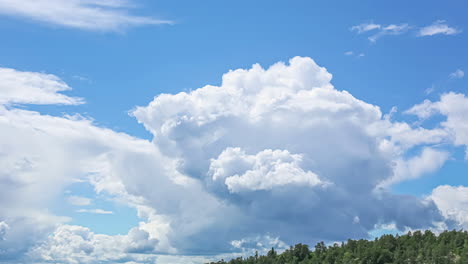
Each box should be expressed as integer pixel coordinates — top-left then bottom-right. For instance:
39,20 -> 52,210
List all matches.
208,230 -> 468,264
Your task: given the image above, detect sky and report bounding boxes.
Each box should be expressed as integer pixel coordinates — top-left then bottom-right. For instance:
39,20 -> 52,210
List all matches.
0,0 -> 468,263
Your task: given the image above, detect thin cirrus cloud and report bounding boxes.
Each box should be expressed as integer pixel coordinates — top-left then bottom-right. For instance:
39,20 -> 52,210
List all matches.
351,20 -> 461,42
67,196 -> 92,206
0,0 -> 172,32
350,22 -> 410,42
418,20 -> 462,37
350,23 -> 381,33
76,209 -> 114,215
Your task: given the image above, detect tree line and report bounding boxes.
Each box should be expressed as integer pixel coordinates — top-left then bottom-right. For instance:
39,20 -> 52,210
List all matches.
208,230 -> 468,264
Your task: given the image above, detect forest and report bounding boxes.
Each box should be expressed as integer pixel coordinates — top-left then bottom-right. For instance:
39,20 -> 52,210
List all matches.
208,230 -> 468,264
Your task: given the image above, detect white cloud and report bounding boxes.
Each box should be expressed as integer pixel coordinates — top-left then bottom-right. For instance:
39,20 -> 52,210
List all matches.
368,24 -> 410,43
350,22 -> 410,42
431,185 -> 468,229
132,56 -> 447,252
209,148 -> 326,193
405,99 -> 439,119
418,20 -> 461,37
0,0 -> 171,32
379,148 -> 449,187
68,196 -> 92,206
0,57 -> 458,262
407,92 -> 468,157
344,51 -> 365,58
425,85 -> 436,95
76,209 -> 113,214
0,73 -> 166,260
450,69 -> 464,79
350,23 -> 381,33
0,67 -> 83,105
0,221 -> 9,241
28,224 -> 159,264
353,20 -> 460,42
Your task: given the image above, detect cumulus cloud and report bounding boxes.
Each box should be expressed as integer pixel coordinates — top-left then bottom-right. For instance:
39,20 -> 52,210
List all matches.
0,104 -> 162,259
407,92 -> 468,157
132,56 -> 447,252
418,20 -> 461,37
431,185 -> 468,229
209,148 -> 326,193
0,221 -> 9,241
0,57 -> 460,263
0,0 -> 171,32
379,148 -> 449,187
0,67 -> 83,105
231,235 -> 288,255
28,224 -> 159,264
0,65 -> 170,260
450,69 -> 464,79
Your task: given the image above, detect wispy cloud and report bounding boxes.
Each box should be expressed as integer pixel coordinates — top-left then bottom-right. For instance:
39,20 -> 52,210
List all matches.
368,24 -> 410,43
76,209 -> 113,214
68,196 -> 92,206
350,23 -> 381,34
352,20 -> 461,43
418,20 -> 461,37
344,51 -> 365,58
425,85 -> 435,95
449,69 -> 464,79
0,0 -> 172,32
351,22 -> 410,43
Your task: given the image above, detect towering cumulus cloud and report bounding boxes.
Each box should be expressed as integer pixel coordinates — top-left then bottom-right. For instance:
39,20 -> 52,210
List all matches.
0,58 -> 457,263
131,57 -> 447,252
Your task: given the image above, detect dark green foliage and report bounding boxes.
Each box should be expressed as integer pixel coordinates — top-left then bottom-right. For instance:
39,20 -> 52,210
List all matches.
207,230 -> 468,264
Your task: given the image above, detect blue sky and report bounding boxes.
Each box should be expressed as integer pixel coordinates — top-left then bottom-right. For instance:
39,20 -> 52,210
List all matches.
0,0 -> 467,263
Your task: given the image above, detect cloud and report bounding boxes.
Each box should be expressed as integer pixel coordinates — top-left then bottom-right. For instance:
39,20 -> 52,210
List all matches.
405,99 -> 439,119
0,221 -> 9,241
0,57 -> 459,263
379,148 -> 449,187
431,185 -> 468,229
0,67 -> 165,260
76,209 -> 113,214
368,24 -> 410,43
425,85 -> 436,95
28,224 -> 160,263
67,196 -> 92,206
209,148 -> 326,193
352,20 -> 461,43
450,69 -> 464,79
344,51 -> 365,58
0,0 -> 171,32
407,92 -> 468,157
350,22 -> 409,42
132,56 -> 447,252
0,67 -> 83,105
350,23 -> 381,34
418,20 -> 461,37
